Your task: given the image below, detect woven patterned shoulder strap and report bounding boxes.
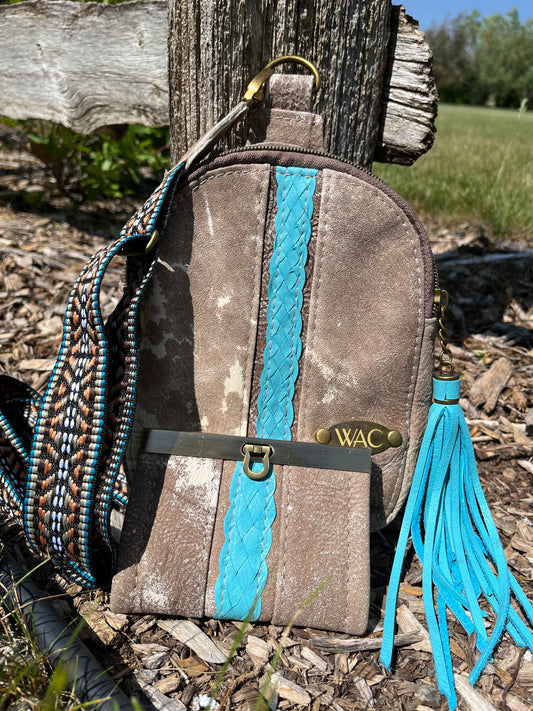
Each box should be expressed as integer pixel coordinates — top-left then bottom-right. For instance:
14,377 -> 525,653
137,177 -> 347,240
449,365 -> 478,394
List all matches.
0,164 -> 183,587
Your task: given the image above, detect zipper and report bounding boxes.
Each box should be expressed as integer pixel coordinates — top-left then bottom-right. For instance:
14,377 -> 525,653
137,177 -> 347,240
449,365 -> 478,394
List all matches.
432,259 -> 441,317
216,143 -> 379,180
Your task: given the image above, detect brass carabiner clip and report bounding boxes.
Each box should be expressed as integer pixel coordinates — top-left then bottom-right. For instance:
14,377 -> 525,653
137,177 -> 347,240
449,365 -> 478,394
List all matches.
243,56 -> 320,107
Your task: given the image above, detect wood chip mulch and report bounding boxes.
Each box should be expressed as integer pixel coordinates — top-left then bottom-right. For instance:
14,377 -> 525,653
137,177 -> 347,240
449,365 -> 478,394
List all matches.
1,137 -> 532,711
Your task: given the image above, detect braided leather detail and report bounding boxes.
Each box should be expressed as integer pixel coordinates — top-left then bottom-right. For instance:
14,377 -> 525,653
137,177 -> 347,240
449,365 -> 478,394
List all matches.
256,167 -> 317,439
214,167 -> 317,620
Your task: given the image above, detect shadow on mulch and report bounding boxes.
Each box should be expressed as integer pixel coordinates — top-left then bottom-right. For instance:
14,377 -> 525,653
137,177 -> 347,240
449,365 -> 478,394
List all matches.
436,240 -> 533,347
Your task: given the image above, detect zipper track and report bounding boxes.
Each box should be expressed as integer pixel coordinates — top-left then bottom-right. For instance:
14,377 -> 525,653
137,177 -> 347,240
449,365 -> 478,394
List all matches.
217,143 -> 379,179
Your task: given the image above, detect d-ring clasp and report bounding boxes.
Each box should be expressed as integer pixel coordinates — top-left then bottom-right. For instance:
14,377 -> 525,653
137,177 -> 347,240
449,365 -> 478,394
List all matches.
241,443 -> 273,480
243,56 -> 320,107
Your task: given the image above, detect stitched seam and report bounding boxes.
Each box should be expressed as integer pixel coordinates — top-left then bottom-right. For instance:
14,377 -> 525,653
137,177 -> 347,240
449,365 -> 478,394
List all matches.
338,181 -> 423,516
255,167 -> 288,603
218,464 -> 243,614
345,469 -> 352,628
278,169 -> 319,610
259,169 -> 310,603
198,457 -> 222,616
263,115 -> 322,125
256,472 -> 272,601
259,167 -> 287,437
136,455 -> 159,609
242,169 -> 268,434
300,174 -> 327,434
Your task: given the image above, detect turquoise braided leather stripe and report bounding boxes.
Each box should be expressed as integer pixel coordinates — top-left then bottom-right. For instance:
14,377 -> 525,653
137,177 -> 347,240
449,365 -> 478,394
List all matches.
214,167 -> 317,620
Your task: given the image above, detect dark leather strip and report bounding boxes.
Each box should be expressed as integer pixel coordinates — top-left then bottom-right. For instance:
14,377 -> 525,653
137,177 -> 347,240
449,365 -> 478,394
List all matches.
139,429 -> 371,473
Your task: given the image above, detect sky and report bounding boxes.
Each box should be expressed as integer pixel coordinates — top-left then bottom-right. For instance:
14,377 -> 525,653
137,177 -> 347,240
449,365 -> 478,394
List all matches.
403,1 -> 532,30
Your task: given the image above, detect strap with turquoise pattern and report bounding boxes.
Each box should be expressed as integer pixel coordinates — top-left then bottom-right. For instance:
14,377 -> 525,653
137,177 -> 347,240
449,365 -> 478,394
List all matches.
0,164 -> 183,587
0,58 -> 321,588
214,166 -> 318,620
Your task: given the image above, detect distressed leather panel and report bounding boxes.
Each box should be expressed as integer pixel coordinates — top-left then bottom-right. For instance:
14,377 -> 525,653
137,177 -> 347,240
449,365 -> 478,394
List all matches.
247,108 -> 324,152
113,165 -> 270,615
247,74 -> 324,151
133,164 -> 270,437
297,169 -> 430,529
271,465 -> 370,634
111,453 -> 222,616
265,74 -> 316,111
204,460 -> 370,635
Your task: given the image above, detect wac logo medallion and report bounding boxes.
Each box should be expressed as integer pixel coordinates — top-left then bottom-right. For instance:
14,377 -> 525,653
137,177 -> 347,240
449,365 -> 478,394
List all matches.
315,421 -> 402,454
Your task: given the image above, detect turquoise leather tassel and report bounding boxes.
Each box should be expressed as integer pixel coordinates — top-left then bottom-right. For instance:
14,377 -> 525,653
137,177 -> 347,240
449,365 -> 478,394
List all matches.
380,294 -> 533,709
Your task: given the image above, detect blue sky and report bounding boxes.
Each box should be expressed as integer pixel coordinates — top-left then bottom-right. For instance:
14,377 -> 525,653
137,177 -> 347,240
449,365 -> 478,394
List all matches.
404,1 -> 532,30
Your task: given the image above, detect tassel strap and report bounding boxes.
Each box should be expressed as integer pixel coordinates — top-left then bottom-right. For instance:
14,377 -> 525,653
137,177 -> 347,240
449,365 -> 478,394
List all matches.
381,376 -> 533,710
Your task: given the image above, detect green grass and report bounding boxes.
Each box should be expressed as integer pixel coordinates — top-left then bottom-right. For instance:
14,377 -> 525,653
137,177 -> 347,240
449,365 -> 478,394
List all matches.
374,104 -> 533,241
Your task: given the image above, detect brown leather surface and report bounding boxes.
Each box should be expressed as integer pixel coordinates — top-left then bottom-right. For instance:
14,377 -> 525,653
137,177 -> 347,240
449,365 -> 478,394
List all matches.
247,74 -> 324,152
113,99 -> 435,629
270,465 -> 370,634
111,453 -> 222,615
264,74 -> 316,111
297,168 -> 434,529
133,164 -> 270,436
203,462 -> 370,635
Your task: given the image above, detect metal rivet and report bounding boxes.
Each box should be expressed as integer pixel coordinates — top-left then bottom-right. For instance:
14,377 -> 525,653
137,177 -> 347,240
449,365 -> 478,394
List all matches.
387,430 -> 403,447
315,428 -> 331,444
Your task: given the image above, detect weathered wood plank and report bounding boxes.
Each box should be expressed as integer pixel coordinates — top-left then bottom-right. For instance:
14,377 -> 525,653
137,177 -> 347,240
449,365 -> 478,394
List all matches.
375,5 -> 438,165
0,1 -> 436,165
0,0 -> 169,133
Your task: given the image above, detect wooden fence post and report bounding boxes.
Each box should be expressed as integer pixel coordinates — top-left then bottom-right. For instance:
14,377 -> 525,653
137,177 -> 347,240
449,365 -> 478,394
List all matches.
168,0 -> 393,168
0,1 -> 436,167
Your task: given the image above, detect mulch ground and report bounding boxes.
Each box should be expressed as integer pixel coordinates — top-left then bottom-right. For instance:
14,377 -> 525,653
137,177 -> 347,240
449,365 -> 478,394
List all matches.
0,131 -> 532,711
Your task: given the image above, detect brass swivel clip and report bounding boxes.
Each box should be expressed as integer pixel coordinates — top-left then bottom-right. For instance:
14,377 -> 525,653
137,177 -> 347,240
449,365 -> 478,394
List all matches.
243,56 -> 320,107
435,288 -> 455,377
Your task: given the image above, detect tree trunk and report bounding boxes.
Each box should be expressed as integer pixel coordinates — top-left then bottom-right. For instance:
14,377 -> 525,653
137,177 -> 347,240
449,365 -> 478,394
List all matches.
168,0 -> 392,169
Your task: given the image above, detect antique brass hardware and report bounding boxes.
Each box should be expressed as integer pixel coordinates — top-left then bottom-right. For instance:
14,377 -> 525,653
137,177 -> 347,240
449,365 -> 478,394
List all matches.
241,443 -> 273,480
315,421 -> 403,454
315,428 -> 332,444
144,229 -> 160,253
119,229 -> 159,257
436,288 -> 455,377
244,56 -> 320,106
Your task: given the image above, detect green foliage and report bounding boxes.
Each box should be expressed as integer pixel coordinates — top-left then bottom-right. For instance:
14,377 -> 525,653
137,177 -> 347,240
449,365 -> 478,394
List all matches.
426,8 -> 533,108
374,103 -> 533,240
17,120 -> 170,200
